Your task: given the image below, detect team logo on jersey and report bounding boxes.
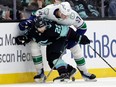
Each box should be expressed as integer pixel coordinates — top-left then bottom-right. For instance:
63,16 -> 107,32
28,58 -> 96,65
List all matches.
70,12 -> 75,19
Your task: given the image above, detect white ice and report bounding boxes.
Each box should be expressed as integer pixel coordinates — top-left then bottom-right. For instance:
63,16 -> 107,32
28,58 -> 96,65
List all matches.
1,77 -> 116,87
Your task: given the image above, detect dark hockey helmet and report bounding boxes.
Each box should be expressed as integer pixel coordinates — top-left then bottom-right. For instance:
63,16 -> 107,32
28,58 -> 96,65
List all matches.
34,17 -> 46,28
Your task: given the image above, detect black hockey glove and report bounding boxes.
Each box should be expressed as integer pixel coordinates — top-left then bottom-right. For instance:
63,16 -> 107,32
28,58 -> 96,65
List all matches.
15,35 -> 31,46
78,35 -> 90,45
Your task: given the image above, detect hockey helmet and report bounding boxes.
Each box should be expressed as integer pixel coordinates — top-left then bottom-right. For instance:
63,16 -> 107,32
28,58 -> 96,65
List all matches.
34,17 -> 46,28
59,2 -> 72,15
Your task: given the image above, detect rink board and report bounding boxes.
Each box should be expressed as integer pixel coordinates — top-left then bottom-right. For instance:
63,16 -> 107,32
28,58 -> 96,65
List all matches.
0,68 -> 116,84
0,21 -> 116,84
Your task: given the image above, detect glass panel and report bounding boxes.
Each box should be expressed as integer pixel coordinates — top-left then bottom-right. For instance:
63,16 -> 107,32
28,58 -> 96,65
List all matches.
65,0 -> 101,19
0,0 -> 116,21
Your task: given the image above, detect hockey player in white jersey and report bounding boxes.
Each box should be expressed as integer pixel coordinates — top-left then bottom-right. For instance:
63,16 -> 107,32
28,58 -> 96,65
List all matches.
19,2 -> 96,82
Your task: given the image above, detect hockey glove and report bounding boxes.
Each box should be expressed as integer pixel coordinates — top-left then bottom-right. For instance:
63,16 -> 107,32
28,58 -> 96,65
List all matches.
78,35 -> 90,45
15,35 -> 31,46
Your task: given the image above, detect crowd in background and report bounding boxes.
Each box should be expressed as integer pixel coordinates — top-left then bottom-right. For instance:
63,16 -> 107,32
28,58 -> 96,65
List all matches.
0,0 -> 116,21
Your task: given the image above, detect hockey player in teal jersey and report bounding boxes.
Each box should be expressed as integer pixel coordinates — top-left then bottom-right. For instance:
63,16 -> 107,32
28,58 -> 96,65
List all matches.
16,17 -> 91,82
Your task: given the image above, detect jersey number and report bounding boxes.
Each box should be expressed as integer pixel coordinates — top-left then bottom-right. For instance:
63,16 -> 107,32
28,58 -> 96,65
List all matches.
76,16 -> 81,23
55,25 -> 62,34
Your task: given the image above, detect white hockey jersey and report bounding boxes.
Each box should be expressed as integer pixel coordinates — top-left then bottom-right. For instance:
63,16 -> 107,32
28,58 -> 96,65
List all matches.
35,3 -> 84,28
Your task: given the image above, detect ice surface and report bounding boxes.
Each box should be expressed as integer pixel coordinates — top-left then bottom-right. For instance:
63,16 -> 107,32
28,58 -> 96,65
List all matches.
1,77 -> 116,87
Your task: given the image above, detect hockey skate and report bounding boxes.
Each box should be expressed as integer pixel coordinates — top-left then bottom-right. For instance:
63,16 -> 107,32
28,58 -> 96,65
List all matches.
53,73 -> 70,82
80,71 -> 97,82
34,69 -> 46,83
68,68 -> 77,81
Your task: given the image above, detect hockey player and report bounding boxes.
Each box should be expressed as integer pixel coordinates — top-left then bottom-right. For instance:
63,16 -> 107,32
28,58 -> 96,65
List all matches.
16,17 -> 90,82
25,1 -> 96,81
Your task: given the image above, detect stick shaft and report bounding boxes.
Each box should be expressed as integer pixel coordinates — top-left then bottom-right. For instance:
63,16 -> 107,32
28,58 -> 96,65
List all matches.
88,45 -> 116,72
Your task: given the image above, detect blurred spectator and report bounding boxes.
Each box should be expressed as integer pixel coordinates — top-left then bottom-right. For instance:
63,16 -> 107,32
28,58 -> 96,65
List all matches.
21,0 -> 31,7
1,0 -> 111,20
4,10 -> 12,20
26,1 -> 39,11
44,0 -> 52,5
25,0 -> 43,18
87,3 -> 100,17
0,5 -> 12,20
86,0 -> 101,13
102,0 -> 110,17
37,0 -> 44,8
89,0 -> 109,17
28,0 -> 44,9
0,0 -> 26,20
26,0 -> 62,11
70,0 -> 100,18
108,0 -> 116,17
65,0 -> 75,8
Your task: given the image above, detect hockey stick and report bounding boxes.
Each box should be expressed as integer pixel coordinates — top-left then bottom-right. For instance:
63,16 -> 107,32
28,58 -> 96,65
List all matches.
88,45 -> 116,72
43,45 -> 67,82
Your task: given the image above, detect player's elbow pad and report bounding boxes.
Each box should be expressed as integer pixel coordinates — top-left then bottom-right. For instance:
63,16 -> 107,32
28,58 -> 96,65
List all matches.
76,29 -> 87,35
18,22 -> 26,31
29,15 -> 36,21
18,15 -> 36,31
18,19 -> 33,31
76,22 -> 87,35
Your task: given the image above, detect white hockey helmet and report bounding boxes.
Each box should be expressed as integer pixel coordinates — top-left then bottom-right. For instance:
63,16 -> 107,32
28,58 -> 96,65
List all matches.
59,2 -> 72,15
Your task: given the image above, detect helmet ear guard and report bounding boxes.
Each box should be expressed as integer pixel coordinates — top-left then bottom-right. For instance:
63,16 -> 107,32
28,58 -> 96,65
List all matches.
59,2 -> 72,15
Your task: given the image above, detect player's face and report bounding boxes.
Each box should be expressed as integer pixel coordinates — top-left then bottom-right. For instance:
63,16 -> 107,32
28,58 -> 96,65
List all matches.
58,10 -> 68,19
37,26 -> 46,33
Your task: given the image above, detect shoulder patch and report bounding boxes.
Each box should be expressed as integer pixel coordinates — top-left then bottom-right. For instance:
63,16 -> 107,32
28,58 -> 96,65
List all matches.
70,12 -> 75,19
